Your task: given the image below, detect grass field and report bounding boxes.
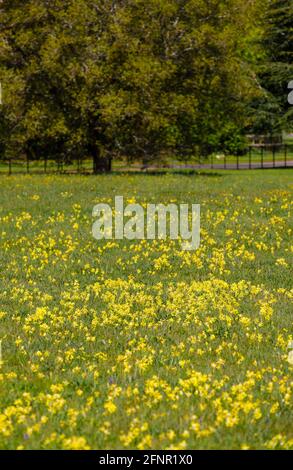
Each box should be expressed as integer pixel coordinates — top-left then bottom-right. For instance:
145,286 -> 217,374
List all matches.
0,169 -> 292,450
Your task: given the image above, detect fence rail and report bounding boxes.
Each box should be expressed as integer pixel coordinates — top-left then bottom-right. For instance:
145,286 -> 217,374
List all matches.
1,144 -> 293,175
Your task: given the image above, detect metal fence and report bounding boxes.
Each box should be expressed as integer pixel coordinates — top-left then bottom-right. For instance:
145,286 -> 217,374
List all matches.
0,144 -> 293,174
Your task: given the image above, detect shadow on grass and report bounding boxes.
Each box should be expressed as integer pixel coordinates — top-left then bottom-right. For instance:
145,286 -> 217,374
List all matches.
0,167 -> 227,178
111,169 -> 224,177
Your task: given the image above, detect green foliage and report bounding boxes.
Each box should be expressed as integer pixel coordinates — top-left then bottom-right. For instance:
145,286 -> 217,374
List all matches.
0,0 -> 262,165
250,0 -> 293,134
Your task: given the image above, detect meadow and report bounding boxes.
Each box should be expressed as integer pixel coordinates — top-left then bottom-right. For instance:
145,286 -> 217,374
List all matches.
0,169 -> 292,450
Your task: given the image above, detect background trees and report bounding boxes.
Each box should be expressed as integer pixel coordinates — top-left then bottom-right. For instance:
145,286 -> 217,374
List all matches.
0,1 -> 113,169
0,0 -> 287,170
100,0 -> 260,161
250,0 -> 293,135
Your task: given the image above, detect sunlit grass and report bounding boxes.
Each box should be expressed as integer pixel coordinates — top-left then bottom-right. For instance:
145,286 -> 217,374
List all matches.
0,169 -> 292,449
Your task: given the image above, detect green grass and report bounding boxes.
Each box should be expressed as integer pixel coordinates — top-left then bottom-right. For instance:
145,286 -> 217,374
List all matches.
0,169 -> 292,450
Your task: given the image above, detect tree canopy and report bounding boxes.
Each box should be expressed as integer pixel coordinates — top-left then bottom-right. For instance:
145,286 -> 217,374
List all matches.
0,0 -> 283,169
249,0 -> 293,135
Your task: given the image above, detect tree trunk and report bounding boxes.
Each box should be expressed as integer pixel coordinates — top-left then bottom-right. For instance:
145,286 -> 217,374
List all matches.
91,145 -> 112,173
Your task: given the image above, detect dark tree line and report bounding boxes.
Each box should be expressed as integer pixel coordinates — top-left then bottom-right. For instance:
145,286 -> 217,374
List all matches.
250,0 -> 293,135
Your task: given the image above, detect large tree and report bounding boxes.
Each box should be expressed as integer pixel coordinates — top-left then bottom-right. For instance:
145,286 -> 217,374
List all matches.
99,0 -> 261,160
0,0 -> 114,170
0,0 -> 261,168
